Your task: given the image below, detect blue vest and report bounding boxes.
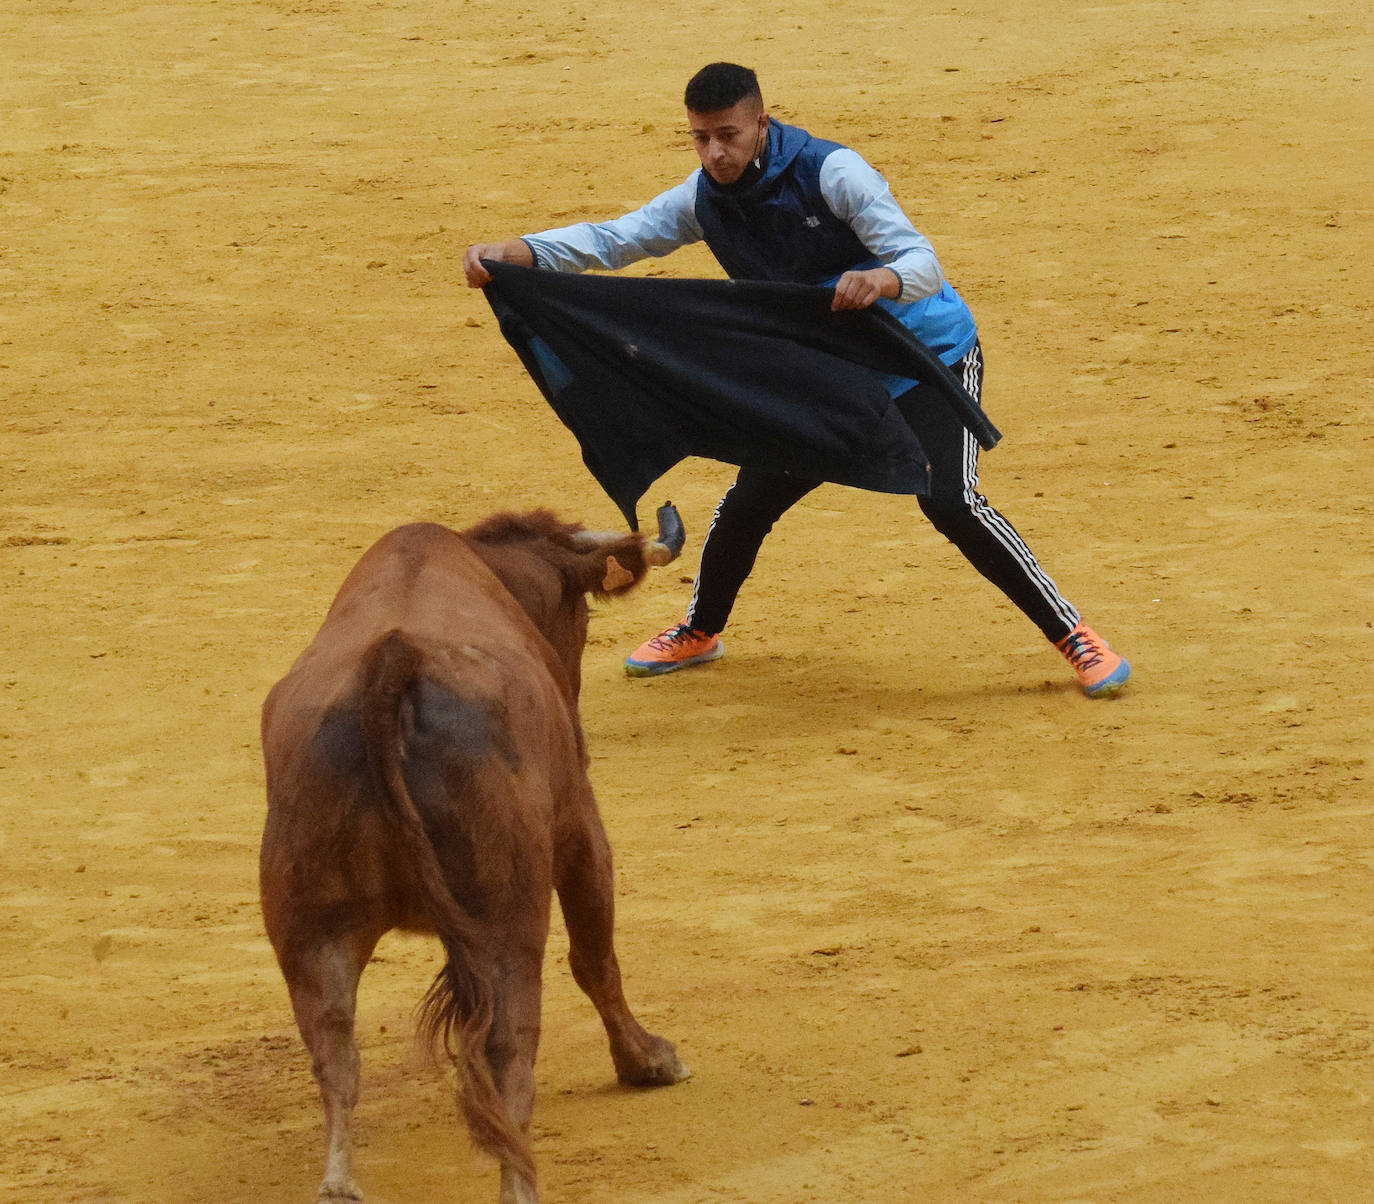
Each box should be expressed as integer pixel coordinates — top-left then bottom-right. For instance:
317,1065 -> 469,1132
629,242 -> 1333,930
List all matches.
694,120 -> 977,373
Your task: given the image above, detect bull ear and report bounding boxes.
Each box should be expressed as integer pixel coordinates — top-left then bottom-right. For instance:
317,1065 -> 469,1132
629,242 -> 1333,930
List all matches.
602,555 -> 635,592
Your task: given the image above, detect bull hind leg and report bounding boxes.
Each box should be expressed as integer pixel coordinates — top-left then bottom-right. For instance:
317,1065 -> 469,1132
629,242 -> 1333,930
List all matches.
487,952 -> 544,1204
423,921 -> 544,1203
554,805 -> 689,1087
278,926 -> 382,1203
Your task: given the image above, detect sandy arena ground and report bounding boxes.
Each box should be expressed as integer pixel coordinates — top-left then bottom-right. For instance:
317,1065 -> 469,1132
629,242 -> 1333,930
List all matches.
2,1 -> 1372,1200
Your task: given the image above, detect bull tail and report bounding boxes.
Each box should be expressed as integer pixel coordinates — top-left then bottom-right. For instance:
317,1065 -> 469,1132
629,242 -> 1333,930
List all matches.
359,629 -> 538,1193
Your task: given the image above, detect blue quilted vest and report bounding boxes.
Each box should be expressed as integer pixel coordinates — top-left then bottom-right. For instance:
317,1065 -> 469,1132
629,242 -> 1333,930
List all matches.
694,120 -> 977,373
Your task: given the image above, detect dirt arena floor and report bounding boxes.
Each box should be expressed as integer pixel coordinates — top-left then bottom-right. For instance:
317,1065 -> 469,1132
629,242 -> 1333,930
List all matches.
3,1 -> 1372,1200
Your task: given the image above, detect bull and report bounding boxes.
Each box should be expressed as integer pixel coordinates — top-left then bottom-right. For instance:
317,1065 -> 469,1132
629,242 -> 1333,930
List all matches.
259,505 -> 690,1204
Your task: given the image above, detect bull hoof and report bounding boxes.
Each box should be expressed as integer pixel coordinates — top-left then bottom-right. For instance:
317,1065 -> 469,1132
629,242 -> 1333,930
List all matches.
618,1036 -> 690,1087
667,1057 -> 691,1084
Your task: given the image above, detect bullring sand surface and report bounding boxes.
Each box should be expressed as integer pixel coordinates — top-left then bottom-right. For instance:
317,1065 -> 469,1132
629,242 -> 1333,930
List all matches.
2,1 -> 1372,1200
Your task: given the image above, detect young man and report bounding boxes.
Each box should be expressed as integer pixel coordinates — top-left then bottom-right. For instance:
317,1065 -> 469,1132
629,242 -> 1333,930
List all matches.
464,63 -> 1130,698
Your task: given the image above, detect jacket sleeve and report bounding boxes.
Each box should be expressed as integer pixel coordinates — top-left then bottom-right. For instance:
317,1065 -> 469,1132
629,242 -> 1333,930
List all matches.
522,176 -> 704,273
818,149 -> 946,302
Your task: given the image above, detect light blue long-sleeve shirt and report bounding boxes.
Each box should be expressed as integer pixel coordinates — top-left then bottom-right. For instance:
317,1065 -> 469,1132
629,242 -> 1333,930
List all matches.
521,143 -> 978,371
523,150 -> 946,302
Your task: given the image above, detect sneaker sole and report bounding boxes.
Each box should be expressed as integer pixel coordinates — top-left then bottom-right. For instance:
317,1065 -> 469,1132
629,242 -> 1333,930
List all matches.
1083,659 -> 1131,697
624,641 -> 724,678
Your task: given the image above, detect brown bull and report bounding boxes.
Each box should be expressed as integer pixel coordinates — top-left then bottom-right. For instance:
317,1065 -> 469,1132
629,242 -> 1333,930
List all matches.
259,507 -> 690,1204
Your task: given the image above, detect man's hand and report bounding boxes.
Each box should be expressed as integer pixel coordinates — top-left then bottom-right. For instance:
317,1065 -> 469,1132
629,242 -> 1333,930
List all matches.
830,266 -> 902,311
463,239 -> 535,287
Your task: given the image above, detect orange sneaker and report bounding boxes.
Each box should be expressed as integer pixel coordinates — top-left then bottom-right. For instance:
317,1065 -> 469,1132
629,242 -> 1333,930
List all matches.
624,623 -> 724,677
1056,623 -> 1131,697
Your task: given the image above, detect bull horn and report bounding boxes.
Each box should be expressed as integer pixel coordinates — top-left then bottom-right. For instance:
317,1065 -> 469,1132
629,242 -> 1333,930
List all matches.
571,503 -> 686,566
645,502 -> 685,566
568,529 -> 623,551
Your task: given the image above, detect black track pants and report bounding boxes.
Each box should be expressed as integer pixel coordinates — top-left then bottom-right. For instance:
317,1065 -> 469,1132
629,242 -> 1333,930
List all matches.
684,343 -> 1081,643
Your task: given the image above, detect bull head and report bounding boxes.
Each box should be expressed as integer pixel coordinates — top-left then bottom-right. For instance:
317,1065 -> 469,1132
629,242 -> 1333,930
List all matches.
572,502 -> 686,590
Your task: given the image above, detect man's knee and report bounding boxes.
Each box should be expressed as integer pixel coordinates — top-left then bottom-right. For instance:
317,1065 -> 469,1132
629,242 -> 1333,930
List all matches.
918,494 -> 978,539
712,477 -> 810,541
705,504 -> 778,554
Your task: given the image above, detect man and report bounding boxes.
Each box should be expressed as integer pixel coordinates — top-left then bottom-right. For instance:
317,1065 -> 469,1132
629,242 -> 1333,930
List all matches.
464,62 -> 1130,698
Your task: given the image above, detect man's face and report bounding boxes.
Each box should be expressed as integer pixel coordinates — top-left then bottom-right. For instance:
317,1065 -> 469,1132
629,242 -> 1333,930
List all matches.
688,98 -> 769,185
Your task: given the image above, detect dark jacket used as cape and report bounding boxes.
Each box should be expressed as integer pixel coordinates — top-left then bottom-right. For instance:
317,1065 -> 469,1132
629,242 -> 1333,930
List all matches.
480,260 -> 1000,529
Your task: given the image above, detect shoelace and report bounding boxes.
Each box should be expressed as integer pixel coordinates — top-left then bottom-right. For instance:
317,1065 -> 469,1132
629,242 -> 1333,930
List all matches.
1061,631 -> 1105,671
648,624 -> 699,652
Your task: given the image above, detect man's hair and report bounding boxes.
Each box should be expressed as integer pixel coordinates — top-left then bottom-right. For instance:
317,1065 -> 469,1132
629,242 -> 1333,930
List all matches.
684,63 -> 763,114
